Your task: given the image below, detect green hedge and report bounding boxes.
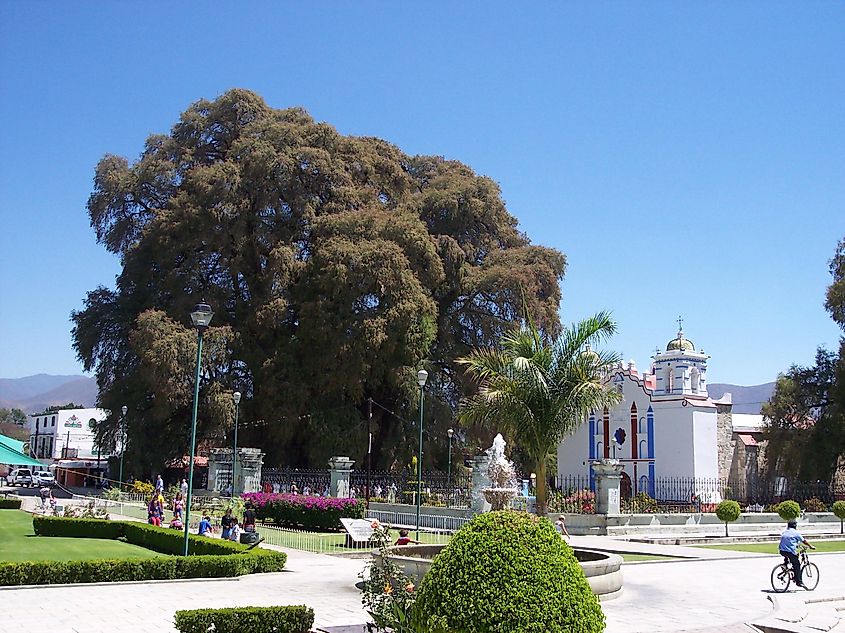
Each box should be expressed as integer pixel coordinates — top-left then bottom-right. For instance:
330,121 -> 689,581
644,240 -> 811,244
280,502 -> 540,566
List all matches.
0,499 -> 22,509
174,606 -> 314,633
0,516 -> 287,586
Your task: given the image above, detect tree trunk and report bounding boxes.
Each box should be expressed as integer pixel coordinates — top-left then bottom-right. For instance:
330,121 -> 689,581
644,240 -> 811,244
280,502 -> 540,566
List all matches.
535,459 -> 548,517
725,522 -> 729,537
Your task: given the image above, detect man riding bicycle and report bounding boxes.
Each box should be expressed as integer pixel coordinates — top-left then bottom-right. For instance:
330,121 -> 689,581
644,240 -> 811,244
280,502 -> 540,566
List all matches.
779,519 -> 815,587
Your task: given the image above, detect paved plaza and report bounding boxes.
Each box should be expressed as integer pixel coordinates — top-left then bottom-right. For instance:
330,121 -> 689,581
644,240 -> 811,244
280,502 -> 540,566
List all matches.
3,530 -> 844,633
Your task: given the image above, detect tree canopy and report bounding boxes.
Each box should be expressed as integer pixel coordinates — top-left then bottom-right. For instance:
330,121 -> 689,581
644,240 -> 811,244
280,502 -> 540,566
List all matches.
72,89 -> 565,474
763,237 -> 845,481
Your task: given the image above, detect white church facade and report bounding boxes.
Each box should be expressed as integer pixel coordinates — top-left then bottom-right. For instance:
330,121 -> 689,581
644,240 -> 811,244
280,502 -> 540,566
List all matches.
557,326 -> 766,502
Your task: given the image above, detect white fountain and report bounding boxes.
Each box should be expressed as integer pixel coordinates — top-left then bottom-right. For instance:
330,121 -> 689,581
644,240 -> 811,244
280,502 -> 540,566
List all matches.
481,434 -> 520,511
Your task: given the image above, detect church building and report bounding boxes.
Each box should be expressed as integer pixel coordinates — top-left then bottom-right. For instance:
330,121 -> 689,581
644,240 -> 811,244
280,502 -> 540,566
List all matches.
556,324 -> 766,502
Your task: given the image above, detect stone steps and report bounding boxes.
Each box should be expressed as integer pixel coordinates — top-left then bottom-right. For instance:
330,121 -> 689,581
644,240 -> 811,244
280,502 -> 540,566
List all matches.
750,595 -> 844,633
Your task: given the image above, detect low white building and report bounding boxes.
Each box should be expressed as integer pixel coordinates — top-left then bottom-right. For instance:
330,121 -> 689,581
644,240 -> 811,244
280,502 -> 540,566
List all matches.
28,408 -> 110,486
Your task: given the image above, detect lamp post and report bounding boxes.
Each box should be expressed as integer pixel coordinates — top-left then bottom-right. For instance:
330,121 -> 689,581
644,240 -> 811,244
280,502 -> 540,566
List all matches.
183,302 -> 213,557
119,405 -> 127,491
231,391 -> 241,497
415,369 -> 428,540
447,428 -> 454,503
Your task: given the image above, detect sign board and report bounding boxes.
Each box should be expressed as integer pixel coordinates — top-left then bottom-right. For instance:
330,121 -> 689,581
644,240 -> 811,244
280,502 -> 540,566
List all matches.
340,518 -> 376,543
64,415 -> 82,428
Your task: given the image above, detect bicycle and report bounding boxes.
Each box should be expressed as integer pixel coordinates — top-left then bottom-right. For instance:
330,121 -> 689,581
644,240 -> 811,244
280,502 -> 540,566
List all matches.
771,546 -> 819,592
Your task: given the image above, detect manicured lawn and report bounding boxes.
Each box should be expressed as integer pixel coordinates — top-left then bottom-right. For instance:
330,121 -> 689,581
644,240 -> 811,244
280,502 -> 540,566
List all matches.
694,539 -> 845,554
0,510 -> 163,562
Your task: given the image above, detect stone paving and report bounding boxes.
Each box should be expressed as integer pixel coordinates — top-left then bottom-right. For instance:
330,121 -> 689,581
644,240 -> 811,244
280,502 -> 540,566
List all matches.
4,496 -> 845,632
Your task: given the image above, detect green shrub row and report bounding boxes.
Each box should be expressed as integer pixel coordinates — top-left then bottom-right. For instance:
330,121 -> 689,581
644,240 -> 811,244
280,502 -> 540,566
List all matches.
31,516 -> 247,555
0,498 -> 22,509
0,551 -> 286,586
0,516 -> 287,587
174,606 -> 314,633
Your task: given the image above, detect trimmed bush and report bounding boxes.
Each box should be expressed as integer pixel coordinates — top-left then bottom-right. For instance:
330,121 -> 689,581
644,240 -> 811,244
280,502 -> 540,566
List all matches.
174,606 -> 314,633
241,492 -> 365,530
0,499 -> 22,509
777,500 -> 801,521
33,515 -> 124,539
413,510 -> 605,633
715,500 -> 741,536
832,500 -> 845,535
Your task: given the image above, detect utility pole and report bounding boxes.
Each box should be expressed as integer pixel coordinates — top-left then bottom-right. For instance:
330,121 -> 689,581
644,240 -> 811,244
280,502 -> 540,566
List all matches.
366,398 -> 372,510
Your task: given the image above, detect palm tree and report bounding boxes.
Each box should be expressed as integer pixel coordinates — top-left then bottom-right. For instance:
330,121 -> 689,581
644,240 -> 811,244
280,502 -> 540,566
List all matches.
458,311 -> 622,516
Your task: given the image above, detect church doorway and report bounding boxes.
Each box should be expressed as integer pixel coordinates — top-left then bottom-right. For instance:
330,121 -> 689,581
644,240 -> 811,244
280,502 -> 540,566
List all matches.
620,471 -> 632,500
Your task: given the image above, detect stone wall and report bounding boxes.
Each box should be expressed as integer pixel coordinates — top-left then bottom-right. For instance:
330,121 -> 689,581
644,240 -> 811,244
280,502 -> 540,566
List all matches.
716,403 -> 734,481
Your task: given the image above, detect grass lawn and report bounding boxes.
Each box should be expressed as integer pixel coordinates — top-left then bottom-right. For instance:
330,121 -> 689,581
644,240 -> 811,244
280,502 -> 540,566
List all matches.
0,509 -> 163,563
694,539 -> 845,554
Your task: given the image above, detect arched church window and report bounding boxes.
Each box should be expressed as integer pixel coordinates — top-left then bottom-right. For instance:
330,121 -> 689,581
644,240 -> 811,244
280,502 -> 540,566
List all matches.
639,439 -> 648,457
639,475 -> 649,492
691,368 -> 700,393
596,442 -> 603,457
665,367 -> 674,393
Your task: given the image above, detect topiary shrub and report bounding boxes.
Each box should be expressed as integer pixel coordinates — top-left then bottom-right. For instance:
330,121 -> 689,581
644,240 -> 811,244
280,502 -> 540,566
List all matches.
412,510 -> 604,633
777,500 -> 801,522
0,499 -> 22,509
802,497 -> 827,513
715,500 -> 741,537
832,500 -> 845,535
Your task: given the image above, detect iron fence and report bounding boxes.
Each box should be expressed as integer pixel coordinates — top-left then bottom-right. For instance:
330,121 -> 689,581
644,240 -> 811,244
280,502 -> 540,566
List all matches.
351,470 -> 473,509
261,468 -> 331,495
553,473 -> 845,513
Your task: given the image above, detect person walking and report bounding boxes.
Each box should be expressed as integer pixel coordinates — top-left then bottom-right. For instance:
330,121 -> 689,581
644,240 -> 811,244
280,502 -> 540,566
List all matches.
155,474 -> 164,493
180,478 -> 188,498
173,492 -> 184,520
555,515 -> 571,541
779,519 -> 815,587
220,508 -> 234,540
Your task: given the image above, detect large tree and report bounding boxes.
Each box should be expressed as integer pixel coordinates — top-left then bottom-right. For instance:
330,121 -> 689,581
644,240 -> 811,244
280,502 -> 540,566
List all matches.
457,312 -> 621,515
72,89 -> 565,474
763,238 -> 845,481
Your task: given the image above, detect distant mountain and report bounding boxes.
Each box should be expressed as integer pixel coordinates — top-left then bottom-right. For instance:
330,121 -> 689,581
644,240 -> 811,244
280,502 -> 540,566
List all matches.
0,374 -> 97,413
707,382 -> 776,415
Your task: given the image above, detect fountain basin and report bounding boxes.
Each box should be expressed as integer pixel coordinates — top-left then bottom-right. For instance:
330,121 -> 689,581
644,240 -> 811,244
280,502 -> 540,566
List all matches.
375,544 -> 623,601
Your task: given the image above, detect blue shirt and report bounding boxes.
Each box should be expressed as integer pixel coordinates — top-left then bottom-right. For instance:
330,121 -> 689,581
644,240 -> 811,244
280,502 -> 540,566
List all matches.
779,527 -> 804,554
198,518 -> 212,536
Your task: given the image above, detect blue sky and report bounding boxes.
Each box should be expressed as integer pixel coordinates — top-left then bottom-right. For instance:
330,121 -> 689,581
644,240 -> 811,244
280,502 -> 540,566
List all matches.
0,3 -> 843,386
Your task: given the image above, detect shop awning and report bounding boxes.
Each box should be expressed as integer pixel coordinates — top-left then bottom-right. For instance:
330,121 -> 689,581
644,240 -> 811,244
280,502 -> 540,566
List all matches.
0,442 -> 42,468
0,433 -> 26,454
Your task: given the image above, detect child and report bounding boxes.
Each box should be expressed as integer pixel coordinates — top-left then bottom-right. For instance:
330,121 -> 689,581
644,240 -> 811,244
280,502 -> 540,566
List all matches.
555,515 -> 570,541
169,513 -> 183,530
229,519 -> 241,542
198,514 -> 213,537
394,529 -> 420,546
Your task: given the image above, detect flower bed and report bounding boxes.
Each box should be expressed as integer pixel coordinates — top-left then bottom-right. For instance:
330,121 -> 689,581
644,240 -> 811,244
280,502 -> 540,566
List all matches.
242,493 -> 365,530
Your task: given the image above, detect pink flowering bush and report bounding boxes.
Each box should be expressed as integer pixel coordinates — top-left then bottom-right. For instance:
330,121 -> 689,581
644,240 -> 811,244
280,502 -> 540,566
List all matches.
241,493 -> 365,530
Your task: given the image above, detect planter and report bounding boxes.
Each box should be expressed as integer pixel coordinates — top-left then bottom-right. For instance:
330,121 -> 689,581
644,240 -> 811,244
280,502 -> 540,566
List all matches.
375,544 -> 623,601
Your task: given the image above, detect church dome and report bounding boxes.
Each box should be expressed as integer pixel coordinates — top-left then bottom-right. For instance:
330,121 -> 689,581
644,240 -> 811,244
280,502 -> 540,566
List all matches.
666,331 -> 695,352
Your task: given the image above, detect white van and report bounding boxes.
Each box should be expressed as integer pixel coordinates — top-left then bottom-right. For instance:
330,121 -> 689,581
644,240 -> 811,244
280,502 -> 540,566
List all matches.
9,468 -> 34,486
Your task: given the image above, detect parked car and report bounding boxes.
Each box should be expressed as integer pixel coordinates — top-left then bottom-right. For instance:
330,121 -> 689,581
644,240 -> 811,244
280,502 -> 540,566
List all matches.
9,468 -> 34,486
34,471 -> 55,486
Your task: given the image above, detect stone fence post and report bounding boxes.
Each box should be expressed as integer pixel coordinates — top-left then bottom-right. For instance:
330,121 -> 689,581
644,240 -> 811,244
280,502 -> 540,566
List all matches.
328,456 -> 355,498
591,458 -> 624,515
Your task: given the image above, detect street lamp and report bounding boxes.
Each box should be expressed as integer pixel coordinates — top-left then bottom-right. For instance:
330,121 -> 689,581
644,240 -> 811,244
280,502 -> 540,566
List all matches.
415,368 -> 428,540
231,391 -> 241,498
183,302 -> 213,557
447,428 -> 454,502
119,405 -> 127,492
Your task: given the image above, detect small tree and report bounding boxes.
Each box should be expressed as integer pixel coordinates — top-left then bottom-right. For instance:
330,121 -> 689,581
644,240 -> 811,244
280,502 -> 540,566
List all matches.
715,500 -> 741,537
833,500 -> 845,535
777,500 -> 801,522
